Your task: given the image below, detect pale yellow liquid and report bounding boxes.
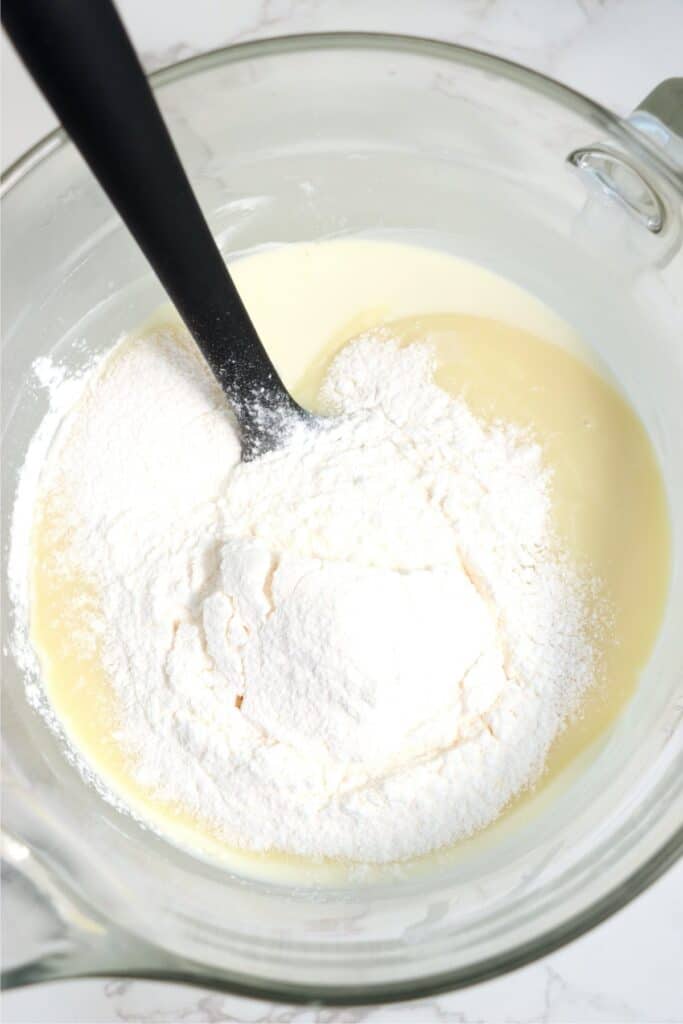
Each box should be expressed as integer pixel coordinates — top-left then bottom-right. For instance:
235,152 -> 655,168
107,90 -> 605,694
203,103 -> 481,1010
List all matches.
29,240 -> 671,882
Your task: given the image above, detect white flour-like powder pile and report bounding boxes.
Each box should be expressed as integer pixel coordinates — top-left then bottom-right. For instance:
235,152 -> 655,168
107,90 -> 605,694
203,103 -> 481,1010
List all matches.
32,328 -> 596,862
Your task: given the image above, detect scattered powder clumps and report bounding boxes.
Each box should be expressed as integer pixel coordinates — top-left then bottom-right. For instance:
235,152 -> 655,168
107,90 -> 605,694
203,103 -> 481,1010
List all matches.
33,328 -> 597,863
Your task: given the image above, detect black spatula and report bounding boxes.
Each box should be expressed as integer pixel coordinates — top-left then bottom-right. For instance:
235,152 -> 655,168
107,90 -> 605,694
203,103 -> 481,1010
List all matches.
3,0 -> 309,459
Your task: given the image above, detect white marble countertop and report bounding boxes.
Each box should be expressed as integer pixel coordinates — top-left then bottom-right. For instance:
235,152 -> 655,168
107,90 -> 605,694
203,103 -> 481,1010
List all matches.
2,1 -> 682,1021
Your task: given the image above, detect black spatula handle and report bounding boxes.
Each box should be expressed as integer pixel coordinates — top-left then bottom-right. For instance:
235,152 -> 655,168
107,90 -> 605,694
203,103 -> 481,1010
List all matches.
3,0 -> 298,444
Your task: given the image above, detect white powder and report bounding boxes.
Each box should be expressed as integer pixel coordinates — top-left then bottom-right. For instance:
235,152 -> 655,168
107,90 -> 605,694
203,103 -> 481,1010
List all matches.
31,328 -> 596,863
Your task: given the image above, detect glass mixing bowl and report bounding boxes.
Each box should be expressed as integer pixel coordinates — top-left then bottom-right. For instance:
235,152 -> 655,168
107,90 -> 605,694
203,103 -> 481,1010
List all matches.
2,35 -> 682,1004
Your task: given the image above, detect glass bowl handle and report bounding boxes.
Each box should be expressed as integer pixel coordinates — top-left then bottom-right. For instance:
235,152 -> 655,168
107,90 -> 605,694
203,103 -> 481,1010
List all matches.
1,779 -> 177,989
568,78 -> 682,237
2,826 -> 114,988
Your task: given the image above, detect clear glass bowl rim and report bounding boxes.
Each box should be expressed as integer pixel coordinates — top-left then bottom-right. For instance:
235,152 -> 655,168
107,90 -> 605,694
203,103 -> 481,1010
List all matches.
2,31 -> 681,1004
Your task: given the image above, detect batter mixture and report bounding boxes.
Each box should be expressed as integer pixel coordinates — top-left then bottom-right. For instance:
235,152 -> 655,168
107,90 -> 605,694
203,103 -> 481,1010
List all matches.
18,239 -> 670,871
